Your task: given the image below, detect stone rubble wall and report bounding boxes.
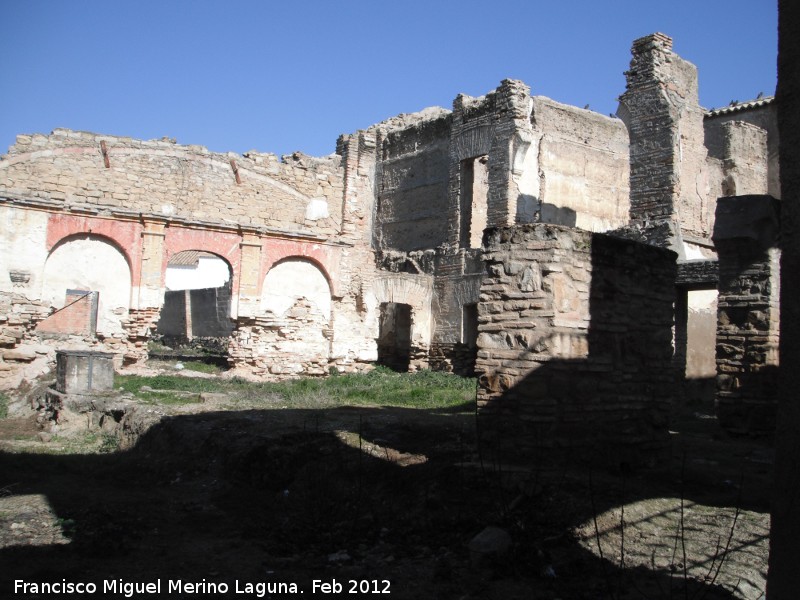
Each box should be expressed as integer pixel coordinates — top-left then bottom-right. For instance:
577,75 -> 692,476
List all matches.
476,223 -> 677,463
0,292 -> 54,389
428,342 -> 478,377
0,129 -> 345,237
228,298 -> 336,378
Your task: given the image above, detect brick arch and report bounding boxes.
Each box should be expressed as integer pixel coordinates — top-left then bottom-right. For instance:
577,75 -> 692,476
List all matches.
48,231 -> 133,275
41,234 -> 133,335
162,226 -> 243,299
165,250 -> 233,289
264,255 -> 334,296
372,274 -> 433,311
261,239 -> 342,298
45,214 -> 140,283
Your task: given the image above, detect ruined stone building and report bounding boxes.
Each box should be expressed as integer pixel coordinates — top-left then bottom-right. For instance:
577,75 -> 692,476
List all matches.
0,33 -> 778,455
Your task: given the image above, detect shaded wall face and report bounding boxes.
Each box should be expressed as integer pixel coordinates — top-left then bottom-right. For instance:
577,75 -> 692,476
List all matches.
768,1 -> 800,595
476,224 -> 677,463
713,195 -> 781,436
156,286 -> 234,339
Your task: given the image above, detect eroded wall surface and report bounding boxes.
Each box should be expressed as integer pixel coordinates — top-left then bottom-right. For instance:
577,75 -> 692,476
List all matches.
706,101 -> 778,199
0,128 -> 382,386
374,109 -> 452,252
1,130 -> 344,235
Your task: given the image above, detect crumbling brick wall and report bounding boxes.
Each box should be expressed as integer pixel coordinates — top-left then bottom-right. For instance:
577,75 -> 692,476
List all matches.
476,223 -> 677,464
228,298 -> 332,378
0,292 -> 53,389
619,33 -> 712,247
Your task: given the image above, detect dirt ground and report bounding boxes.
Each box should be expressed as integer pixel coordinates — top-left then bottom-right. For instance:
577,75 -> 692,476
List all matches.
0,378 -> 771,600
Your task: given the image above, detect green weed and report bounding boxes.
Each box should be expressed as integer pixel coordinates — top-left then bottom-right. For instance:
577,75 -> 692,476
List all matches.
117,369 -> 476,411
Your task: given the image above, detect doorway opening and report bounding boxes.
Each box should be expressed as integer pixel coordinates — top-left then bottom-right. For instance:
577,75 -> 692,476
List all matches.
154,250 -> 234,370
377,302 -> 412,372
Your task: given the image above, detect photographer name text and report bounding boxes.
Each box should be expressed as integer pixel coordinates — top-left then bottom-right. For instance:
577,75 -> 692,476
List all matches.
14,578 -> 391,597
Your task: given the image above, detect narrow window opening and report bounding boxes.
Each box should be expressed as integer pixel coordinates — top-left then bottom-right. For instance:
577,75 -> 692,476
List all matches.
462,303 -> 479,348
460,155 -> 489,249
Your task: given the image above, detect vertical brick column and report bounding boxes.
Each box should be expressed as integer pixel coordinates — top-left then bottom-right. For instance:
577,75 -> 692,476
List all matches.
236,233 -> 262,318
619,33 -> 709,246
138,220 -> 166,309
123,219 -> 166,363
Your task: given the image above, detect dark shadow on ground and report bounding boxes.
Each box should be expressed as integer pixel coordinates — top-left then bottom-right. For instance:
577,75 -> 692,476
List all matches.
0,398 -> 771,599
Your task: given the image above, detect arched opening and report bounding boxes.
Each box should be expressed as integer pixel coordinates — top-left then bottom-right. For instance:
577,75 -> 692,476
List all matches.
154,250 -> 234,369
261,258 -> 332,319
39,235 -> 132,336
252,258 -> 332,375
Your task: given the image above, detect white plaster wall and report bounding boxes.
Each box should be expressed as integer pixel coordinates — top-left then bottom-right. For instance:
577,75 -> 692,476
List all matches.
41,236 -> 132,334
512,131 -> 541,224
261,259 -> 331,320
165,255 -> 231,290
0,206 -> 49,299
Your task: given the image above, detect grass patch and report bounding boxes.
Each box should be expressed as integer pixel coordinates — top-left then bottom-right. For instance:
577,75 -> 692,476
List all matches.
35,432 -> 120,455
116,374 -> 228,394
182,361 -> 223,374
0,392 -> 8,419
116,367 -> 477,411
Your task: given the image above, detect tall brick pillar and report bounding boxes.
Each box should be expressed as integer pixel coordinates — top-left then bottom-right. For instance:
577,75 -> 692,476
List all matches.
138,219 -> 166,309
236,233 -> 262,318
123,219 -> 166,364
618,33 -> 711,250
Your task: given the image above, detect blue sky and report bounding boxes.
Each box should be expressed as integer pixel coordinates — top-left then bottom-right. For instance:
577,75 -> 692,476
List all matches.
1,1 -> 777,158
